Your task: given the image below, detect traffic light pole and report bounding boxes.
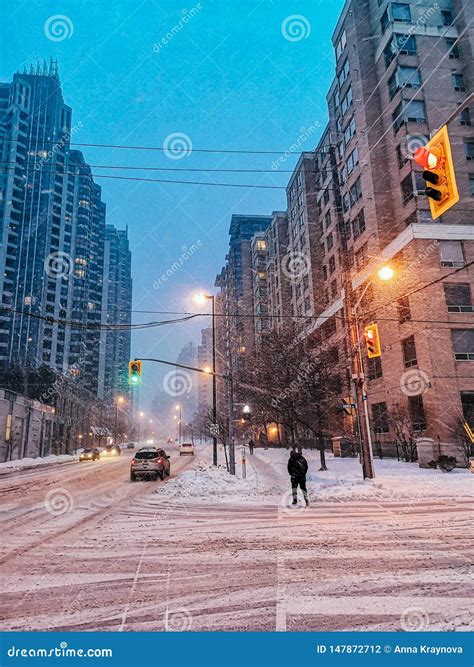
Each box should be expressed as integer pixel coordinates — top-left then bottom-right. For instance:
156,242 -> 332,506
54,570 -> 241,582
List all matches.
353,309 -> 375,480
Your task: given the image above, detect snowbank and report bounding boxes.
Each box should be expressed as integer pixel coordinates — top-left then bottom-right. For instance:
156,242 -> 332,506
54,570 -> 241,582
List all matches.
254,448 -> 473,502
154,459 -> 262,502
0,453 -> 76,475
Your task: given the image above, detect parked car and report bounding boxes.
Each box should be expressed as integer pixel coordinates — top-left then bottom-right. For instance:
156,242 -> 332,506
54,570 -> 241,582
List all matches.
179,442 -> 195,456
126,442 -> 135,449
130,447 -> 170,481
79,448 -> 100,462
102,444 -> 121,457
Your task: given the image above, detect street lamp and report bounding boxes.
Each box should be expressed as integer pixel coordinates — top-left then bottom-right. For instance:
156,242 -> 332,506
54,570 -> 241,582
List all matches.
193,292 -> 218,466
351,264 -> 395,480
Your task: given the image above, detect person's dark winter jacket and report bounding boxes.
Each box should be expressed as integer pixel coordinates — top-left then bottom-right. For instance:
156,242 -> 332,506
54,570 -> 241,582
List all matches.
287,451 -> 308,478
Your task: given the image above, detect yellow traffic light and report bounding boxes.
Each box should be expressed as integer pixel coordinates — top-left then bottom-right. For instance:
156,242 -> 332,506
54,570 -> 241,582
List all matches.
128,360 -> 143,385
413,125 -> 459,220
363,323 -> 381,359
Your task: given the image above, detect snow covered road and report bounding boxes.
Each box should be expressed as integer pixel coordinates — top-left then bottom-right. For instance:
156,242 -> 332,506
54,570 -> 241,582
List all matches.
0,446 -> 472,632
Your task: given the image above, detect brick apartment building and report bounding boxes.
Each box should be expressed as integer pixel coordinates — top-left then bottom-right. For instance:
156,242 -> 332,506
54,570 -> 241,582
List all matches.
215,0 -> 473,462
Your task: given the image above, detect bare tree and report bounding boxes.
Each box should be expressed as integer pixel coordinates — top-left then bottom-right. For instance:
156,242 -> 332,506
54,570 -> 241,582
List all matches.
386,403 -> 420,462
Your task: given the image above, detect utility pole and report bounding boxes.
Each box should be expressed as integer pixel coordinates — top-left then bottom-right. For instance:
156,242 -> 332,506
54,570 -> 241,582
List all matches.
227,348 -> 236,476
210,295 -> 218,466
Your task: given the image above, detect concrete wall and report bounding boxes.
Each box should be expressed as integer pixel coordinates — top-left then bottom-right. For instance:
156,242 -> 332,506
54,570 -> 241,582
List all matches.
0,390 -> 55,463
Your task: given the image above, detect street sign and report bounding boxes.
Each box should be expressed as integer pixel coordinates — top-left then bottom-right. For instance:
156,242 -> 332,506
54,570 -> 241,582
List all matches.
209,423 -> 220,436
341,396 -> 356,416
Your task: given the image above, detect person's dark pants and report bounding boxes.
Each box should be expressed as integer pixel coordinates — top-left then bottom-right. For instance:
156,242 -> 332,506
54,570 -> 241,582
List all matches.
291,475 -> 308,503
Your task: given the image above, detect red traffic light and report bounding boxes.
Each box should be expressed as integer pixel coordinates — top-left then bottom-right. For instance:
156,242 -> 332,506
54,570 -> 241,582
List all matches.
413,146 -> 439,170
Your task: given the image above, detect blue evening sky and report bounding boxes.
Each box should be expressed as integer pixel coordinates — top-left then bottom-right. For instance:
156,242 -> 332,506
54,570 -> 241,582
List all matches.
3,0 -> 344,412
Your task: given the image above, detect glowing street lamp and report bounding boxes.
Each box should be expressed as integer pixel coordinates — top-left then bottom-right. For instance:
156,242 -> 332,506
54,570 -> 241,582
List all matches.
377,265 -> 395,282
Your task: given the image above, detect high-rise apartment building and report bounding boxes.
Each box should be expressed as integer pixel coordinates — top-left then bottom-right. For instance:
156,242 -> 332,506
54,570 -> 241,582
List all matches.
0,63 -> 132,400
99,225 -> 132,401
264,211 -> 292,331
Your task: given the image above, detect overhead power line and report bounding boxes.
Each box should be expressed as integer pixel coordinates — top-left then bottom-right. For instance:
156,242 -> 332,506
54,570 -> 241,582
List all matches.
6,138 -> 331,156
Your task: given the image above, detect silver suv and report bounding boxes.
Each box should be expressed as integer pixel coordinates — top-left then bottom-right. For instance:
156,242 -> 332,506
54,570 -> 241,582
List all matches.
130,447 -> 171,481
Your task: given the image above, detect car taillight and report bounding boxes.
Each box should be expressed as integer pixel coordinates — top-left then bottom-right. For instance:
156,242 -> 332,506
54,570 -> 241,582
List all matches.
131,459 -> 137,465
156,458 -> 164,464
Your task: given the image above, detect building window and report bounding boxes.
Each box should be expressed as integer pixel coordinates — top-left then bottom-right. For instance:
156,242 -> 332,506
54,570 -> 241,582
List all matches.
460,108 -> 471,126
393,100 -> 426,132
352,209 -> 366,239
408,395 -> 427,431
401,173 -> 414,205
350,177 -> 362,206
452,73 -> 466,92
338,58 -> 350,88
327,232 -> 334,250
397,296 -> 411,323
451,329 -> 474,360
392,2 -> 411,22
438,240 -> 464,268
388,66 -> 421,99
329,255 -> 336,274
384,35 -> 416,66
331,279 -> 338,298
446,37 -> 460,58
368,356 -> 383,381
402,335 -> 417,368
256,239 -> 266,250
341,88 -> 353,115
335,29 -> 347,61
470,175 -> 474,196
441,9 -> 453,26
372,402 -> 389,433
464,140 -> 474,160
444,284 -> 473,312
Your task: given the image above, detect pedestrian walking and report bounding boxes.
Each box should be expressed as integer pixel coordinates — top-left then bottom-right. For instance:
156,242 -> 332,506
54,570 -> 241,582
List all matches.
248,438 -> 255,455
287,449 -> 309,506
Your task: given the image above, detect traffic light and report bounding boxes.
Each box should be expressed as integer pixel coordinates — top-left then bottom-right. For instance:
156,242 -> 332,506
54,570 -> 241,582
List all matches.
128,360 -> 142,385
413,124 -> 459,220
363,323 -> 381,359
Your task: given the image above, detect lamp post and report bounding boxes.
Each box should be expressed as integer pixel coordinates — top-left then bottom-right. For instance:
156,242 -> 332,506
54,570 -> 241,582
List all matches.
194,292 -> 218,466
114,396 -> 125,445
175,405 -> 182,444
350,265 -> 395,479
